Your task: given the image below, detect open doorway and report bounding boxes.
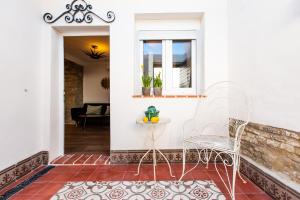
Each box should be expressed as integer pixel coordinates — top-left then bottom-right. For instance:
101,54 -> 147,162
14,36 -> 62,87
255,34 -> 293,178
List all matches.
63,36 -> 110,155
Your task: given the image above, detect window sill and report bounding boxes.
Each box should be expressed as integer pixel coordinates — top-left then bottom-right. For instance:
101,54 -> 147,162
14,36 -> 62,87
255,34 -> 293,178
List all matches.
132,95 -> 206,98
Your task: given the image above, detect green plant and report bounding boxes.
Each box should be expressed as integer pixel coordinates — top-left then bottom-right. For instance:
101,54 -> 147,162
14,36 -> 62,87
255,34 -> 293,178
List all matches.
142,75 -> 152,88
153,72 -> 163,88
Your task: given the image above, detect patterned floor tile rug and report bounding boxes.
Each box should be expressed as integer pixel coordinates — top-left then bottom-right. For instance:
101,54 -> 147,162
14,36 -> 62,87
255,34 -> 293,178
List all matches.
51,180 -> 225,200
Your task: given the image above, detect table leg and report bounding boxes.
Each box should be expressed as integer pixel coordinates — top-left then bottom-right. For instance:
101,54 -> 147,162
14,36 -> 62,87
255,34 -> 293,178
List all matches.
151,126 -> 157,181
156,149 -> 175,177
83,117 -> 87,129
153,148 -> 156,181
135,149 -> 152,176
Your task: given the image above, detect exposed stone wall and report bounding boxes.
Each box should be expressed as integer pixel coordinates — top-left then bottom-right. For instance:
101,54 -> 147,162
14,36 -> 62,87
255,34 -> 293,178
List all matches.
230,119 -> 300,184
64,59 -> 83,124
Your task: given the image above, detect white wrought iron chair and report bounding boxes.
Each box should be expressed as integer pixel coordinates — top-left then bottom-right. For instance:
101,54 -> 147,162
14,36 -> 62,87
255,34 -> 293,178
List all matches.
179,81 -> 250,200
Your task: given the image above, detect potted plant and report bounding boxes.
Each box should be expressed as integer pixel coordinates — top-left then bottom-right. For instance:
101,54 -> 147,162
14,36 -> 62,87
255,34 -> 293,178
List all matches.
153,72 -> 163,96
142,75 -> 152,96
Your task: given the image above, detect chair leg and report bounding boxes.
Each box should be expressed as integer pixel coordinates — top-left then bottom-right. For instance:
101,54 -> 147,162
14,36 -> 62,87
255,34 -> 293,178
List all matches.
179,148 -> 186,181
180,144 -> 202,181
214,152 -> 237,200
237,155 -> 247,183
231,155 -> 238,200
204,149 -> 213,169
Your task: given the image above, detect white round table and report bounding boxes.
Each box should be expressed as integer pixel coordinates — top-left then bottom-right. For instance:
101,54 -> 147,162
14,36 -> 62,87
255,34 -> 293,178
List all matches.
135,118 -> 175,181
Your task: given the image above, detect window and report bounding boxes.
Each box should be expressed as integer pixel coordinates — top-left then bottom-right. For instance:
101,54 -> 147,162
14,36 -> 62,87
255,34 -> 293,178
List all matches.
170,40 -> 194,90
142,40 -> 163,82
138,31 -> 197,95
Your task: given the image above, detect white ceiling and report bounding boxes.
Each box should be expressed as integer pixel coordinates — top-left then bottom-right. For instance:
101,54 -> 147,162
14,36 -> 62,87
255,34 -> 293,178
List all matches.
64,36 -> 110,65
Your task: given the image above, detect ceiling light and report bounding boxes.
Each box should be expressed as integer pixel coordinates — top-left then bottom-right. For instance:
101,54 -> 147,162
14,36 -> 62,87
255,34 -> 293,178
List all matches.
82,45 -> 106,60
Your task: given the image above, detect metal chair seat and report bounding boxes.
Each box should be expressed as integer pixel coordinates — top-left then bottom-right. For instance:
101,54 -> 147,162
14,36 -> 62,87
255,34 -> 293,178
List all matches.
184,135 -> 236,153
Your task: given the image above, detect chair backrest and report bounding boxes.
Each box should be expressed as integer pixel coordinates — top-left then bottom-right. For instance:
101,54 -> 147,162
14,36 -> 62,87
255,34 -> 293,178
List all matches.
187,81 -> 250,149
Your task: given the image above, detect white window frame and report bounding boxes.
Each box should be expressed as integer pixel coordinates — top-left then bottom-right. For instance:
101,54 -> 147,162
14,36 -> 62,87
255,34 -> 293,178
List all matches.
138,30 -> 199,95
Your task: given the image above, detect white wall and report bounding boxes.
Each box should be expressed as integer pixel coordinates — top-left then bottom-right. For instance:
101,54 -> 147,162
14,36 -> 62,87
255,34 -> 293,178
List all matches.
83,61 -> 110,103
228,0 -> 300,131
0,0 -> 44,170
41,0 -> 229,154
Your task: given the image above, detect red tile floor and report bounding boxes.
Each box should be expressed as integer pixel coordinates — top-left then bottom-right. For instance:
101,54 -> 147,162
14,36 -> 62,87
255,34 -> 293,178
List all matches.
3,163 -> 272,200
50,153 -> 110,165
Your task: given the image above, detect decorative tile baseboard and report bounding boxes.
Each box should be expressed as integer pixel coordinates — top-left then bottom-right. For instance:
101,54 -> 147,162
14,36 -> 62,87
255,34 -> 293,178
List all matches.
240,157 -> 300,200
0,151 -> 48,190
111,149 -> 184,164
110,149 -> 222,164
110,149 -> 300,200
0,166 -> 54,199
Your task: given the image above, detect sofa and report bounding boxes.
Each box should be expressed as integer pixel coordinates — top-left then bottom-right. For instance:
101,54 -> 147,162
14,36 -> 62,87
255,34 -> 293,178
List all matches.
71,103 -> 110,128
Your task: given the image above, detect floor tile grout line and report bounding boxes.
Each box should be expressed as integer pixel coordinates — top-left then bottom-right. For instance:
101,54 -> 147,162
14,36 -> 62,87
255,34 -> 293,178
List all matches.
50,155 -> 63,164
93,154 -> 103,165
104,157 -> 110,165
83,154 -> 94,165
72,154 -> 85,165
62,154 -> 75,164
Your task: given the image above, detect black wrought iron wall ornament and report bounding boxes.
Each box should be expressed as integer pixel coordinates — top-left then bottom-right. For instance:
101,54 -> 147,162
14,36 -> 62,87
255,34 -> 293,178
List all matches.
43,0 -> 115,24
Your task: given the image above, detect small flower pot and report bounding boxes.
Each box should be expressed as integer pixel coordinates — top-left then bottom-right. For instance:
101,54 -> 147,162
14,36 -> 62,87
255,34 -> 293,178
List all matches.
153,87 -> 162,96
142,87 -> 151,96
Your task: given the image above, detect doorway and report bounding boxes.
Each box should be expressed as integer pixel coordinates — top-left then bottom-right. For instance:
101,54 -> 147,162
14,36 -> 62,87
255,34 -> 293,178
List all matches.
63,36 -> 110,155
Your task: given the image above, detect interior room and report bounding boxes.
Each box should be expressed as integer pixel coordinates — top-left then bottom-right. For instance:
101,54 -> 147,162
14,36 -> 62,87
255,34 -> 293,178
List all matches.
64,36 -> 110,154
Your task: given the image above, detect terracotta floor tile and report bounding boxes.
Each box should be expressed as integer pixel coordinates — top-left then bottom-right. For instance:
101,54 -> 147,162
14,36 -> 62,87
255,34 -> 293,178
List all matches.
63,153 -> 84,164
68,173 -> 91,181
95,155 -> 110,165
51,154 -> 74,164
138,172 -> 154,181
235,194 -> 250,200
14,183 -> 45,196
237,181 -> 264,194
123,172 -> 140,181
155,167 -> 177,180
34,173 -> 57,182
108,165 -> 129,172
80,165 -> 99,174
84,154 -> 102,164
50,166 -> 83,174
192,171 -> 211,180
73,154 -> 93,164
246,193 -> 273,200
93,171 -> 125,181
177,171 -> 194,180
37,183 -> 65,195
28,195 -> 54,200
51,173 -> 74,182
126,164 -> 139,172
6,163 -> 273,200
9,194 -> 33,200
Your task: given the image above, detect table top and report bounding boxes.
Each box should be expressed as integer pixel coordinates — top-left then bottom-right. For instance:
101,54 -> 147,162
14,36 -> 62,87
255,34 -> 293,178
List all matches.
136,118 -> 171,125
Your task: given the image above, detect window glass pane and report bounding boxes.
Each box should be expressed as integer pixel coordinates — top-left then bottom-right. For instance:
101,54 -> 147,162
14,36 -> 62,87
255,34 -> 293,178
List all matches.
172,40 -> 192,88
143,41 -> 162,84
